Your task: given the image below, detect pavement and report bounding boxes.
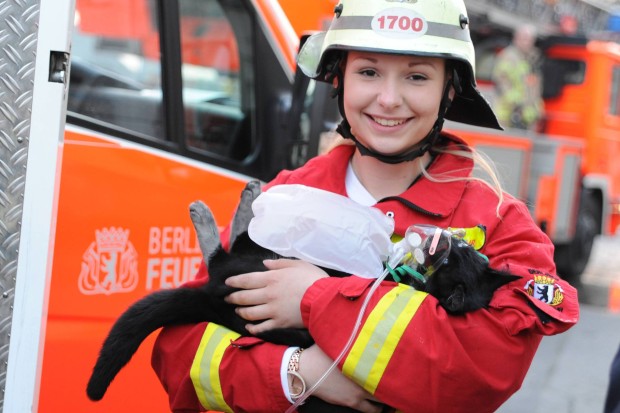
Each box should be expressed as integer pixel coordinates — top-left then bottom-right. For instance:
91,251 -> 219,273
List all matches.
497,234 -> 620,413
497,304 -> 620,413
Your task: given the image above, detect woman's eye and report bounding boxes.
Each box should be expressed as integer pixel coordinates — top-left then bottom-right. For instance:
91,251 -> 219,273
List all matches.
358,69 -> 377,77
409,74 -> 428,81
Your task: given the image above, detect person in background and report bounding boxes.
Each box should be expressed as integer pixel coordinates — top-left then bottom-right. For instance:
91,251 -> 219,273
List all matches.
151,1 -> 579,412
605,344 -> 620,413
492,24 -> 544,131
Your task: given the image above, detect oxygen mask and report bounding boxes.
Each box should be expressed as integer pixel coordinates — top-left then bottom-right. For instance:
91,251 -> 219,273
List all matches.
388,225 -> 453,284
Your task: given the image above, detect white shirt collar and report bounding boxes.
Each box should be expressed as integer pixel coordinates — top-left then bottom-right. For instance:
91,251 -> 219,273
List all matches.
345,160 -> 377,206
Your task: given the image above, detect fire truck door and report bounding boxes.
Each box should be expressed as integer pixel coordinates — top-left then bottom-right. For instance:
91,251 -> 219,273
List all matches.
0,0 -> 75,411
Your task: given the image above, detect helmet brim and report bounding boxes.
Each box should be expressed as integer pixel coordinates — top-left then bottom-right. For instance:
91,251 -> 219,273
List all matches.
447,83 -> 503,130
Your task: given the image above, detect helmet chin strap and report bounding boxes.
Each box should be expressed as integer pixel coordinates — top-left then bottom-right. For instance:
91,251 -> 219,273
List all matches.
332,66 -> 462,165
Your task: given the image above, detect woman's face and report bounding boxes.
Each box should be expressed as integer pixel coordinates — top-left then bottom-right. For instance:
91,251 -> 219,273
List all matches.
343,51 -> 447,156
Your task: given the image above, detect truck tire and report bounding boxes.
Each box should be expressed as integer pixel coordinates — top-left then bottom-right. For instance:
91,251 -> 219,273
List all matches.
554,190 -> 600,283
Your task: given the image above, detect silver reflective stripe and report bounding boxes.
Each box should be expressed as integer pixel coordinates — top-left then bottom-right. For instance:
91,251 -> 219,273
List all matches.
342,284 -> 427,393
190,323 -> 240,413
329,15 -> 471,42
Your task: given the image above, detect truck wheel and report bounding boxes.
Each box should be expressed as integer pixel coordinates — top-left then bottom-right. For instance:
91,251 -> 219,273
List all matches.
554,190 -> 600,283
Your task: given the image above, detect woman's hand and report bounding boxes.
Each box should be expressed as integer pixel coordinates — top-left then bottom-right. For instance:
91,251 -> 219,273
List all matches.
225,259 -> 328,334
299,345 -> 384,413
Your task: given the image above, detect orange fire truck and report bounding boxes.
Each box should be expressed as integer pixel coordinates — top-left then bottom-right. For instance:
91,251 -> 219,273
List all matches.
447,31 -> 620,282
3,0 -> 620,412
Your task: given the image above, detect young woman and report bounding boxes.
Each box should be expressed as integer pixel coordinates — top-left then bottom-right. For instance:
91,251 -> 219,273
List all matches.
152,1 -> 579,412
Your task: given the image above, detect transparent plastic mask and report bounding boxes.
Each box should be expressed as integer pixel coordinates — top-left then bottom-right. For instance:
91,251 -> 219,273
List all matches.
248,185 -> 454,281
396,225 -> 452,280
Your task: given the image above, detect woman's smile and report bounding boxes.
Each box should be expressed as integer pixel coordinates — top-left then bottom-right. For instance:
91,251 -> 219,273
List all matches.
368,115 -> 410,128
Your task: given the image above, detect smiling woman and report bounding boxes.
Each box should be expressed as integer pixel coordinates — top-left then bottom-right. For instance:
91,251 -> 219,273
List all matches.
152,1 -> 580,412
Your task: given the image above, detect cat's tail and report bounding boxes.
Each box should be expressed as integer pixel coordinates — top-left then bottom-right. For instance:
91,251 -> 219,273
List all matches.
86,287 -> 209,401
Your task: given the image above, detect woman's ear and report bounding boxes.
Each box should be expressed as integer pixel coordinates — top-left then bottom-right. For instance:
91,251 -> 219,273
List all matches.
449,85 -> 456,100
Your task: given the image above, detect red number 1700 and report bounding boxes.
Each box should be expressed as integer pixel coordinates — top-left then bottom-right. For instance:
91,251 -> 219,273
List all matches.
377,15 -> 424,31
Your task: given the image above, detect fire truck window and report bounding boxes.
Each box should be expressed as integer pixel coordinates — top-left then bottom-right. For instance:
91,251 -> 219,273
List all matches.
179,0 -> 247,160
542,58 -> 586,99
610,67 -> 620,116
68,0 -> 166,139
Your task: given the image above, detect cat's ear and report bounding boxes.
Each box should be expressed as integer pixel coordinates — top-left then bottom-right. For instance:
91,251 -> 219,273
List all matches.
189,200 -> 221,260
485,268 -> 521,290
444,284 -> 466,313
230,180 -> 261,247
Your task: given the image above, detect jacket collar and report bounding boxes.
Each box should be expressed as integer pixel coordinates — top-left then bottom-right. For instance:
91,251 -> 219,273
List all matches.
326,133 -> 472,218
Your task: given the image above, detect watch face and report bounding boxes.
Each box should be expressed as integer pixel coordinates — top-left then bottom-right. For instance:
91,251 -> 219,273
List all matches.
288,371 -> 305,398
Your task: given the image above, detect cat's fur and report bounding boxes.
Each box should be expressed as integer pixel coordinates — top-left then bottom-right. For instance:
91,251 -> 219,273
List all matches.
86,181 -> 519,411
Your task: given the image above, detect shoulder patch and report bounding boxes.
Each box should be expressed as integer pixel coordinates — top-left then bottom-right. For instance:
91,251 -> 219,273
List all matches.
524,275 -> 564,306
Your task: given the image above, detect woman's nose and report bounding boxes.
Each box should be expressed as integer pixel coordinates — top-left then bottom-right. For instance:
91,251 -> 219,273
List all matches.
376,79 -> 403,108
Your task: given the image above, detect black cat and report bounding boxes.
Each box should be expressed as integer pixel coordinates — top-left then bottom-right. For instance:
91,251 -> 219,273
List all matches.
86,181 -> 519,412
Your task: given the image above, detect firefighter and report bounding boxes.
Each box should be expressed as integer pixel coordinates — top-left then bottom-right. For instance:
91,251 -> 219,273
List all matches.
492,24 -> 544,131
152,1 -> 579,412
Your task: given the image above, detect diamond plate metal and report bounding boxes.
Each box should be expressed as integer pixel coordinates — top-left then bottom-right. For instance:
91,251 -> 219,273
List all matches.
0,0 -> 40,409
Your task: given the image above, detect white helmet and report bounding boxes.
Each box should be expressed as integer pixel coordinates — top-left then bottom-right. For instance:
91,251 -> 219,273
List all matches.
298,0 -> 500,130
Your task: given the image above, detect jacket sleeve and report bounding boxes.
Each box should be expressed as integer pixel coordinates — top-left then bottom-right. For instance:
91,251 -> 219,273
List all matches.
152,318 -> 292,412
299,200 -> 579,413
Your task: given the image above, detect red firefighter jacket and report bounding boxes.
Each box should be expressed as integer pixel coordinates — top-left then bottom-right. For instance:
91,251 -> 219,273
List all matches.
151,134 -> 579,413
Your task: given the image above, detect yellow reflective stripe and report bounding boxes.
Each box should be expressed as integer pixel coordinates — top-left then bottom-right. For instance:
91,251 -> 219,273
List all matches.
190,323 -> 241,413
343,284 -> 427,393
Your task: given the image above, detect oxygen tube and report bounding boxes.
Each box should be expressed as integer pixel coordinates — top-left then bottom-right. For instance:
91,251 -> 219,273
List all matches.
284,239 -> 412,413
